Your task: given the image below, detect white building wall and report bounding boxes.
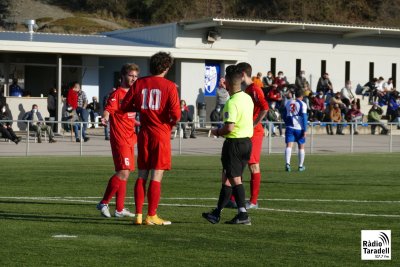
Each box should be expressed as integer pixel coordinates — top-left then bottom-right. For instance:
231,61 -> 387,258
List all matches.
81,56 -> 99,103
177,28 -> 400,93
177,59 -> 205,117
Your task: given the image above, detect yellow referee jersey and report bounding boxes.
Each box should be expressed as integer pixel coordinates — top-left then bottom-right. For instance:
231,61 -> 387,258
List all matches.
222,91 -> 254,138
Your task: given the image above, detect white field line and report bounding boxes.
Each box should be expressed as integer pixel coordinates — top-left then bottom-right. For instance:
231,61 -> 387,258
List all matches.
52,235 -> 77,238
1,196 -> 400,204
1,196 -> 399,218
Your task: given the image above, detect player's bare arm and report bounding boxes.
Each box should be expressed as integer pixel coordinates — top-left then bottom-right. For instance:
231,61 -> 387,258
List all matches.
253,109 -> 268,127
101,110 -> 110,126
212,122 -> 234,136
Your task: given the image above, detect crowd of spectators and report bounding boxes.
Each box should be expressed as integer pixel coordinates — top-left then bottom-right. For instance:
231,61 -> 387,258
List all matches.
1,70 -> 399,144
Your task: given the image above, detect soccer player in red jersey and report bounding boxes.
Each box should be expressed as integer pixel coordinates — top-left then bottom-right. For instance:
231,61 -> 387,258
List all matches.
96,63 -> 139,218
237,62 -> 269,209
121,52 -> 180,225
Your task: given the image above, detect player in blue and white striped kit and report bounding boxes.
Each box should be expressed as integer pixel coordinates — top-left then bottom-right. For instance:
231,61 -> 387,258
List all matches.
284,90 -> 308,172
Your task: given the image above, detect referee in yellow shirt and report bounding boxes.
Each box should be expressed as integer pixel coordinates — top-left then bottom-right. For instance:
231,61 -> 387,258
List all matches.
202,65 -> 254,225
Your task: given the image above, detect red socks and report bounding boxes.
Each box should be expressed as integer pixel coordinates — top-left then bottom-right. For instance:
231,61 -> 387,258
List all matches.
116,180 -> 127,212
147,180 -> 161,216
250,172 -> 261,205
101,175 -> 121,204
134,178 -> 146,214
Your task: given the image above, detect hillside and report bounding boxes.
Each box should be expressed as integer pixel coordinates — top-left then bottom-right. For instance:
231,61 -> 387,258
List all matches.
0,0 -> 399,34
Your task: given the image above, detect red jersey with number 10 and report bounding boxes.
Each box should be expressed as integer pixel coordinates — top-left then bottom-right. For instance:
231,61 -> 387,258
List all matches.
121,76 -> 180,135
105,87 -> 136,146
245,83 -> 269,136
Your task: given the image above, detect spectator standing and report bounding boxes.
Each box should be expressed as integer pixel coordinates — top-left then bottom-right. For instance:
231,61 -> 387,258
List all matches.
47,87 -> 57,118
23,104 -> 57,143
9,78 -> 24,97
368,103 -> 389,135
87,96 -> 101,128
0,106 -> 21,144
216,77 -> 229,110
317,73 -> 333,95
66,82 -> 79,109
76,84 -> 89,142
295,70 -> 309,91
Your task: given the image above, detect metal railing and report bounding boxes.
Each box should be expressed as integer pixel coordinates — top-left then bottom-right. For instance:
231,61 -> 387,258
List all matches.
0,119 -> 99,156
1,120 -> 399,156
175,120 -> 399,155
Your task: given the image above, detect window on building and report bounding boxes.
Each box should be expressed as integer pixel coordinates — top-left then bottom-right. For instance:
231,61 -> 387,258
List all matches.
369,62 -> 374,81
392,63 -> 397,87
270,58 -> 276,77
296,59 -> 301,77
321,60 -> 326,76
345,61 -> 350,82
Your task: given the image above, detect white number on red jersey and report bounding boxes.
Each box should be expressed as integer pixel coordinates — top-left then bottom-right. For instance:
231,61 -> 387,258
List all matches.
141,89 -> 161,110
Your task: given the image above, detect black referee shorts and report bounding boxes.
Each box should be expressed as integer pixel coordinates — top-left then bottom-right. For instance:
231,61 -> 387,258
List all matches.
221,137 -> 252,179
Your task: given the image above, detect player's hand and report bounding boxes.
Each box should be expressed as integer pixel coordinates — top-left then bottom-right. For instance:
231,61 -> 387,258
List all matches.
101,117 -> 108,127
211,128 -> 219,136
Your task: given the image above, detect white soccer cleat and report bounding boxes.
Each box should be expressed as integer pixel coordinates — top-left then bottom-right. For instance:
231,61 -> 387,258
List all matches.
245,200 -> 259,209
115,208 -> 135,218
96,203 -> 111,218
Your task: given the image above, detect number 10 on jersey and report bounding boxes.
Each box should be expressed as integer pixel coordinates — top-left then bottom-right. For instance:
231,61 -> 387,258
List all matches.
141,89 -> 161,110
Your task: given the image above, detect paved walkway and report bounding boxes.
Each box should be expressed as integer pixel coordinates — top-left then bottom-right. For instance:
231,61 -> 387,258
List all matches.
1,128 -> 399,157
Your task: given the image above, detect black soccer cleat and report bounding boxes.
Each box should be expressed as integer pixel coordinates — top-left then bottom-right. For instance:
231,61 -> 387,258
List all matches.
225,212 -> 251,225
202,209 -> 220,224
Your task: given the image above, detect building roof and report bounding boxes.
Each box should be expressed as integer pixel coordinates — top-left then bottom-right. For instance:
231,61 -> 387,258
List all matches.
180,18 -> 400,38
0,30 -> 247,60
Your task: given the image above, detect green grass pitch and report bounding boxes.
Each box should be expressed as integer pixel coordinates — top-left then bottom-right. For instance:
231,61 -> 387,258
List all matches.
0,154 -> 399,266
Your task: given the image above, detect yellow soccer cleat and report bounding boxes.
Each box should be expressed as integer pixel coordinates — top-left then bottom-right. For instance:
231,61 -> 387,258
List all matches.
144,214 -> 171,225
134,214 -> 143,225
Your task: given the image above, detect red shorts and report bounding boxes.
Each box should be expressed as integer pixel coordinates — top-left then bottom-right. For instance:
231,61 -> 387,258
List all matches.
249,133 -> 263,164
137,131 -> 171,170
111,144 -> 135,171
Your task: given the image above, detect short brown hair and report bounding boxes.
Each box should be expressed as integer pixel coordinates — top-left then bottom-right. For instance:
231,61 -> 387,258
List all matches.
120,63 -> 140,76
150,52 -> 174,75
236,62 -> 252,77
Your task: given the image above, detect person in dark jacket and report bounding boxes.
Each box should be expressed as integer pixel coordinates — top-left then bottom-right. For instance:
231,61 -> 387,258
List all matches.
0,106 -> 21,144
210,106 -> 223,128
